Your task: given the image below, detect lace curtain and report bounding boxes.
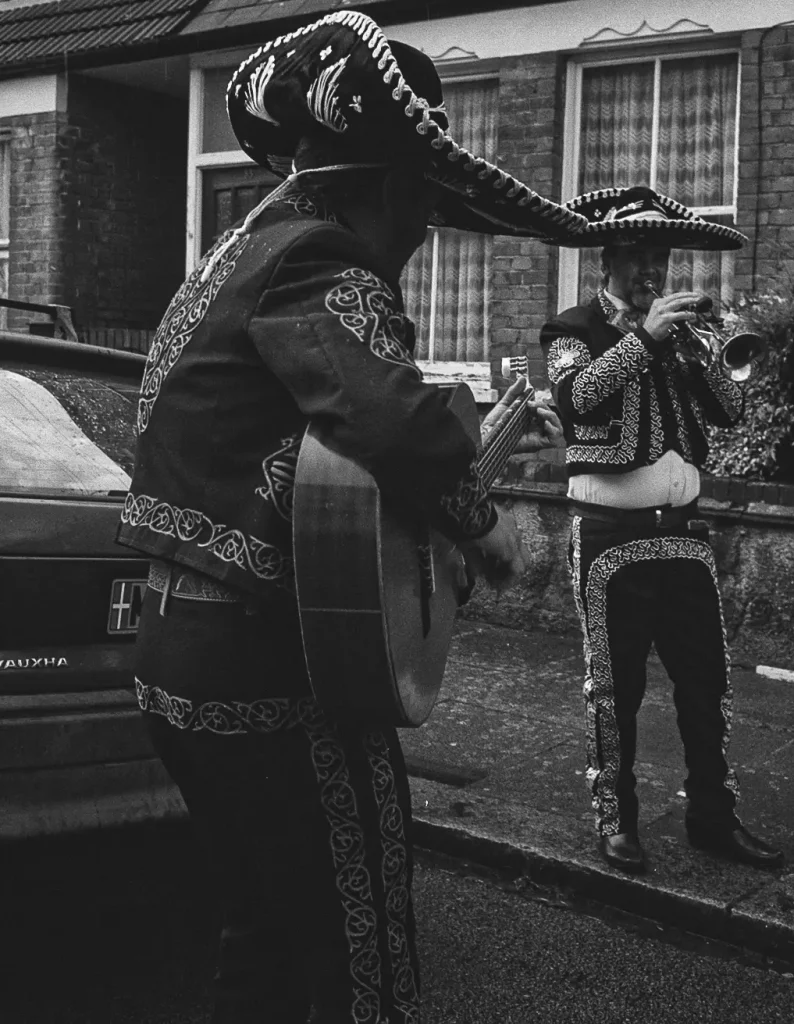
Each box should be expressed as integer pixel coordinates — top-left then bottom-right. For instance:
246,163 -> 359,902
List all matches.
402,78 -> 498,361
577,54 -> 738,309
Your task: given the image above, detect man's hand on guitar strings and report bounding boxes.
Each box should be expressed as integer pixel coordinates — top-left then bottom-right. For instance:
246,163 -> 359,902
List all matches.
480,376 -> 531,447
480,376 -> 565,453
461,507 -> 530,598
515,403 -> 565,454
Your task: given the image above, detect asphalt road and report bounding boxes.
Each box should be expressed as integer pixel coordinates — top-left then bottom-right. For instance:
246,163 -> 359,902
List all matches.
2,827 -> 793,1024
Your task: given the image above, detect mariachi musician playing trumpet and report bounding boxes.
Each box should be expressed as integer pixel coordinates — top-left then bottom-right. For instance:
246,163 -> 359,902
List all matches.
539,185 -> 782,874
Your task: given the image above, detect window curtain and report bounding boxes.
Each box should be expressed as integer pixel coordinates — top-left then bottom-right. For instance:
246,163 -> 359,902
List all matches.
577,55 -> 738,310
577,63 -> 654,301
402,78 -> 498,361
657,55 -> 738,306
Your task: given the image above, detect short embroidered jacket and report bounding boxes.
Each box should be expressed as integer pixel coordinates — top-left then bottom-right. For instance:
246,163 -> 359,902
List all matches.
540,291 -> 744,478
116,187 -> 496,596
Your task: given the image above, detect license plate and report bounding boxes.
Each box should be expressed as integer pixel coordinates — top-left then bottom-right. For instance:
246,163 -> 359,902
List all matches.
107,579 -> 147,634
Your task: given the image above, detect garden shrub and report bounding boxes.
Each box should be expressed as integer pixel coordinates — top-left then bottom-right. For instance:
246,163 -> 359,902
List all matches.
705,282 -> 794,481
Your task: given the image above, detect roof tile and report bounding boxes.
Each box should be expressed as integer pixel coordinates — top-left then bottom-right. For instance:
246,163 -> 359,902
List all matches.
0,0 -> 202,69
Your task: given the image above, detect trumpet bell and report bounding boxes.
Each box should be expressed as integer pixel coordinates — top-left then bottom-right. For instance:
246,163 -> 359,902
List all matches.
720,331 -> 767,383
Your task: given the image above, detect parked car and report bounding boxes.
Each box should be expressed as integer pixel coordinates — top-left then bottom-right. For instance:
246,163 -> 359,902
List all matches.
0,330 -> 184,839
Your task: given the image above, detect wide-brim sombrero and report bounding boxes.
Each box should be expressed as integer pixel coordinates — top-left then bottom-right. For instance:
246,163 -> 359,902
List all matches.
536,186 -> 746,250
226,10 -> 588,241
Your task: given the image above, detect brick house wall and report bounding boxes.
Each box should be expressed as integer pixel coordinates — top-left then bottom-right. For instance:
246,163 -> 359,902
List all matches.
489,51 -> 565,387
2,76 -> 187,334
488,50 -> 568,481
735,23 -> 794,296
3,111 -> 72,330
62,75 -> 188,332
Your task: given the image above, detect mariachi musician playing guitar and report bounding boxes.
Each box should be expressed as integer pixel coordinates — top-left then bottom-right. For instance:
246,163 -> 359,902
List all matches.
116,12 -> 575,1024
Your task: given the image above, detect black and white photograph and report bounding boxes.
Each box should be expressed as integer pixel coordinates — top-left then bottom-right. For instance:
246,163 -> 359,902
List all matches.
1,1 -> 793,1022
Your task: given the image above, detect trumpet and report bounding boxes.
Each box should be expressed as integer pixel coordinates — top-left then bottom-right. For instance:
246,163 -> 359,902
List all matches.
643,282 -> 765,383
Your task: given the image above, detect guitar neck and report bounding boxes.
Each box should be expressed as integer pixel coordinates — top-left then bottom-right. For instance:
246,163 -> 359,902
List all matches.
477,391 -> 534,491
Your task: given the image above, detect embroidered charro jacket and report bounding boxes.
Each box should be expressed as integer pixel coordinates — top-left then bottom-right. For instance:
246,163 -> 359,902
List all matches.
116,187 -> 496,598
539,291 -> 744,478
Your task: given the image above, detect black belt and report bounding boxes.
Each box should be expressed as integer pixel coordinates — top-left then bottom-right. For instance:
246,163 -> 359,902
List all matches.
569,500 -> 699,530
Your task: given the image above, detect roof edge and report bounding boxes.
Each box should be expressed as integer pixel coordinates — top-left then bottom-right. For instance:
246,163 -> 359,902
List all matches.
0,0 -> 547,79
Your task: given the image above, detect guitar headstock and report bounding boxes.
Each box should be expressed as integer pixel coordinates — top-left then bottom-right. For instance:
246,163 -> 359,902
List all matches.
500,356 -> 530,383
498,357 -> 535,405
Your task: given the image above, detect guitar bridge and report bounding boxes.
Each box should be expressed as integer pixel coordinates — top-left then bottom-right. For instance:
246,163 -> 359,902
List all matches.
416,534 -> 436,639
417,542 -> 436,596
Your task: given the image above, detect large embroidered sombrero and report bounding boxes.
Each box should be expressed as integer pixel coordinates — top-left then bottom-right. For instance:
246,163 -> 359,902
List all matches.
226,10 -> 587,241
537,185 -> 746,250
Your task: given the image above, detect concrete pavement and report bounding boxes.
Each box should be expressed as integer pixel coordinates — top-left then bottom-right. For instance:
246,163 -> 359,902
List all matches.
402,619 -> 794,963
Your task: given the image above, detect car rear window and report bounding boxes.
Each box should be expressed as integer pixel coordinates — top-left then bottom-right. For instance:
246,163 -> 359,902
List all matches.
0,364 -> 138,497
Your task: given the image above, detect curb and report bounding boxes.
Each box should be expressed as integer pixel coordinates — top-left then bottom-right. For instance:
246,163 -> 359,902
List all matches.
756,665 -> 794,682
411,813 -> 794,965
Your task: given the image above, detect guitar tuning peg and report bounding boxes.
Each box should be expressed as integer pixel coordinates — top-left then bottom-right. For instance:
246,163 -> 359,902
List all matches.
500,356 -> 529,380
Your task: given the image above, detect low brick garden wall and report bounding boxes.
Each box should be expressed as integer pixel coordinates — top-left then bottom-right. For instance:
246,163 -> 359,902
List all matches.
462,479 -> 794,672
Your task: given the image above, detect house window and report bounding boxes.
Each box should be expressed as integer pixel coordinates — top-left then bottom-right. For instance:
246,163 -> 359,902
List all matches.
401,77 -> 498,363
0,137 -> 10,329
561,50 -> 739,311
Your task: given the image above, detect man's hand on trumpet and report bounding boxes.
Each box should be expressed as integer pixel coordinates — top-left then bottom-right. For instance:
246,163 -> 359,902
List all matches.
643,291 -> 702,343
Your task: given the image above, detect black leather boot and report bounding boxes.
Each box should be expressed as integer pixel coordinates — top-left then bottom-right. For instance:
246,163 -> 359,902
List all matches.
599,832 -> 647,874
687,821 -> 784,869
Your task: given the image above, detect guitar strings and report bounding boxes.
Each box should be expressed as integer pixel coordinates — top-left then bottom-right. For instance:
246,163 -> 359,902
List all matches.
477,393 -> 533,489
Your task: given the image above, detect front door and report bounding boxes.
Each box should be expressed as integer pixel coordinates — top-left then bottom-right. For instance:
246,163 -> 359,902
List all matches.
201,165 -> 281,253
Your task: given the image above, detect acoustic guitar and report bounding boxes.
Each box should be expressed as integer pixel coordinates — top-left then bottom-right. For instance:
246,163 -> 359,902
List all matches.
293,363 -> 536,727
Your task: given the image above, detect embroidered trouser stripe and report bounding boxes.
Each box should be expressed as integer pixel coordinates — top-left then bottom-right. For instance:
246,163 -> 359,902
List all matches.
365,733 -> 420,1024
569,517 -> 739,836
133,583 -> 420,1023
140,690 -> 419,1024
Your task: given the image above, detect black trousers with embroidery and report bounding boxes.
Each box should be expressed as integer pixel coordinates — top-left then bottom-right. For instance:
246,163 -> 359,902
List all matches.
568,515 -> 740,837
134,585 -> 420,1024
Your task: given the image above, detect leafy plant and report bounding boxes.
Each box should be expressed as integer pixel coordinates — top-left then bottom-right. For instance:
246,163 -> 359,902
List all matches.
705,279 -> 794,481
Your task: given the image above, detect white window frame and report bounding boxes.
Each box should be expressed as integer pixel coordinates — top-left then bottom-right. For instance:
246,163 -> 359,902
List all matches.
186,53 -> 257,274
558,44 -> 742,312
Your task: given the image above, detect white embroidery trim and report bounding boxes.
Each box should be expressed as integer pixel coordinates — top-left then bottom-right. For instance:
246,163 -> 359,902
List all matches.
138,231 -> 250,433
307,54 -> 350,133
570,333 -> 653,416
325,268 -> 420,375
121,492 -> 290,582
256,434 -> 301,521
138,678 -> 417,1022
366,734 -> 420,1022
571,531 -> 737,835
547,336 -> 590,385
565,380 -> 641,466
137,678 -> 312,733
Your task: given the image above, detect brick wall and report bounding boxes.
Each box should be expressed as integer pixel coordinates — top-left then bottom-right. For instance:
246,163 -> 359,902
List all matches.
3,80 -> 187,335
490,52 -> 566,384
490,51 -> 568,480
3,111 -> 72,330
735,24 -> 794,297
62,75 -> 188,331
